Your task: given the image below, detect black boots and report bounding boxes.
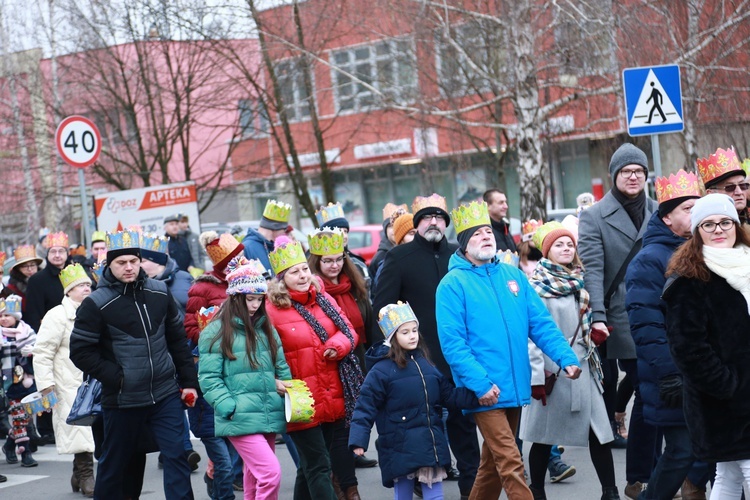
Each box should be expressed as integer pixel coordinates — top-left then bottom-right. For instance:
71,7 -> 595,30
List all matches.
602,486 -> 621,500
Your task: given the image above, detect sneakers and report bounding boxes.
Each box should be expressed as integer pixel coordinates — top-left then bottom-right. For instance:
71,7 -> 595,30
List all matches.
611,421 -> 628,449
548,459 -> 576,483
624,481 -> 647,500
3,442 -> 18,464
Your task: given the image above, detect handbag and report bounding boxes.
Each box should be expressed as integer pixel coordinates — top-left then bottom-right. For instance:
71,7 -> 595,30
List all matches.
66,375 -> 102,426
543,311 -> 584,396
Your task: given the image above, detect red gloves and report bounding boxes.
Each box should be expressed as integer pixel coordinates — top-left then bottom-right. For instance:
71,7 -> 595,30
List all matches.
531,385 -> 547,406
180,388 -> 197,408
590,327 -> 610,346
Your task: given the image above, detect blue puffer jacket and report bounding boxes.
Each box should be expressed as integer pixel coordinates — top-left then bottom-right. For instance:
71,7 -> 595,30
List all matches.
348,343 -> 477,488
154,257 -> 193,317
436,252 -> 579,410
242,229 -> 274,274
626,212 -> 687,426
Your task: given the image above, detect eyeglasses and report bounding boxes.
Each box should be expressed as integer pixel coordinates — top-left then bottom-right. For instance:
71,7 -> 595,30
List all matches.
19,263 -> 38,269
320,256 -> 345,266
48,249 -> 67,256
698,218 -> 736,233
620,168 -> 647,179
710,183 -> 750,194
422,213 -> 443,221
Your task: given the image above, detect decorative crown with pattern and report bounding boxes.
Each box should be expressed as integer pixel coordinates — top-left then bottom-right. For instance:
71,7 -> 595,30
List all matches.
382,203 -> 408,221
655,170 -> 701,205
497,250 -> 520,267
205,233 -> 242,267
91,230 -> 107,243
697,147 -> 744,187
450,201 -> 491,235
522,219 -> 544,242
106,230 -> 140,252
45,231 -> 69,249
93,252 -> 107,283
227,259 -> 268,296
744,158 -> 750,177
140,233 -> 169,254
4,296 -> 22,315
263,199 -> 292,223
0,251 -> 5,268
308,228 -> 345,256
532,221 -> 566,250
59,263 -> 90,291
13,245 -> 39,265
378,301 -> 419,344
315,202 -> 346,227
412,193 -> 447,214
269,240 -> 307,276
196,306 -> 220,332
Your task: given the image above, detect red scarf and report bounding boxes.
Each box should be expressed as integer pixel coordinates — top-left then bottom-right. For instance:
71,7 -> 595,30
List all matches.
323,274 -> 365,344
288,285 -> 317,306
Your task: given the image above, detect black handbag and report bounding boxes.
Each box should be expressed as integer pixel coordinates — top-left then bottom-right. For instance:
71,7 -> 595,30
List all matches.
66,375 -> 102,426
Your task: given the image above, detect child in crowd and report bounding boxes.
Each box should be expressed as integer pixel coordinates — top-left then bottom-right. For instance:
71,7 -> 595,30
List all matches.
348,301 -> 477,500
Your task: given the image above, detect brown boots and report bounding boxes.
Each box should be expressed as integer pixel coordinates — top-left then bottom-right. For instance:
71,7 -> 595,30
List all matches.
73,452 -> 95,497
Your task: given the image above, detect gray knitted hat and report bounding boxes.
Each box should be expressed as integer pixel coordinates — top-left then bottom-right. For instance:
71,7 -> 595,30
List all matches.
690,193 -> 740,233
609,144 -> 649,179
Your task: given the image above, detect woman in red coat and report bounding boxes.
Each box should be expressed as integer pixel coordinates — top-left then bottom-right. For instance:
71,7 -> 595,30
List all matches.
266,237 -> 363,500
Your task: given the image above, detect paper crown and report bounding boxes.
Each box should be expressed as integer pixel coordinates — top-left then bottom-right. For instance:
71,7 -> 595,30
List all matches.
196,306 -> 220,332
378,301 -> 419,344
45,231 -> 69,249
655,170 -> 701,205
106,230 -> 140,252
697,147 -> 745,187
532,221 -> 566,251
226,258 -> 268,295
13,245 -> 41,266
522,219 -> 544,242
497,249 -> 520,268
203,232 -> 243,267
382,203 -> 408,221
59,263 -> 91,293
743,158 -> 750,177
0,251 -> 5,268
269,239 -> 307,275
308,228 -> 345,256
315,202 -> 346,227
263,199 -> 292,223
93,252 -> 106,283
91,230 -> 107,243
140,233 -> 168,254
3,296 -> 22,315
451,201 -> 491,235
412,193 -> 448,214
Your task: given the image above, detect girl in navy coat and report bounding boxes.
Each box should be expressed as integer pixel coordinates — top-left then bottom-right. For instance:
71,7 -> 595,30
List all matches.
348,302 -> 477,499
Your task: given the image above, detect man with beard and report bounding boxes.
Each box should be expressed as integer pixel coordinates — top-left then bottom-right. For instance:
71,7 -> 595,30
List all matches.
437,200 -> 580,500
373,193 -> 474,497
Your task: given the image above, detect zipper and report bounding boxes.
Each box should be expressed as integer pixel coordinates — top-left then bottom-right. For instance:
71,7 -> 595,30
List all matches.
133,285 -> 156,404
412,355 -> 439,464
487,267 -> 521,407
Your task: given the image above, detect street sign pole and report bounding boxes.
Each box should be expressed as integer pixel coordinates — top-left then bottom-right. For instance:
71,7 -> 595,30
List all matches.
78,169 -> 91,248
651,134 -> 662,178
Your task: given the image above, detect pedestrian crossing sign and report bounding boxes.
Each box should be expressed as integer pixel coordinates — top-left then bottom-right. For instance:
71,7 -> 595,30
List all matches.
623,64 -> 684,137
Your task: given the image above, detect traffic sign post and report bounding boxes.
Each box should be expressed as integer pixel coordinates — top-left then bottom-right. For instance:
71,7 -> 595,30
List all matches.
55,116 -> 102,248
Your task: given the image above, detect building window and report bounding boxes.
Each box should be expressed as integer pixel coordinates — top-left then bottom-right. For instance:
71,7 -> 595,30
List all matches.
238,99 -> 270,138
331,37 -> 417,113
436,21 -> 509,97
276,58 -> 312,122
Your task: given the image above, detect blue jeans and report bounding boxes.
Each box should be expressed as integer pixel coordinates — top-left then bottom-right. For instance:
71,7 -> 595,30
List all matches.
202,437 -> 235,500
639,426 -> 695,499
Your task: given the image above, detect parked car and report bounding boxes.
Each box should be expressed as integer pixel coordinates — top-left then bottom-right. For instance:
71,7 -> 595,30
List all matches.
347,225 -> 382,265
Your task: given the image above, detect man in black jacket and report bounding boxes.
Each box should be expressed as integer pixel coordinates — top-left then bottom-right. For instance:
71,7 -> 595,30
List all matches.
373,193 -> 479,498
483,189 -> 517,252
25,231 -> 71,332
70,232 -> 198,499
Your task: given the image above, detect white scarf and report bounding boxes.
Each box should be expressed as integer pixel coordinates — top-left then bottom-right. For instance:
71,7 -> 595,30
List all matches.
702,244 -> 750,314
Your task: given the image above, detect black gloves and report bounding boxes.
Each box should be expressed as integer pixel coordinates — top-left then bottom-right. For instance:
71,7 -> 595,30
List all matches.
658,375 -> 683,408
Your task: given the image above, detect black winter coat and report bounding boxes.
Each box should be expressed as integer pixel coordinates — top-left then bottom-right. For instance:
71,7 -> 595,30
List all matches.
625,212 -> 686,426
70,268 -> 198,409
348,343 -> 477,487
25,259 -> 67,331
663,273 -> 750,462
372,234 -> 458,374
491,218 -> 517,253
368,231 -> 394,280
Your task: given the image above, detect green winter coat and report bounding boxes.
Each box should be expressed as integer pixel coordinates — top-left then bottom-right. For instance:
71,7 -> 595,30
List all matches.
198,315 -> 291,437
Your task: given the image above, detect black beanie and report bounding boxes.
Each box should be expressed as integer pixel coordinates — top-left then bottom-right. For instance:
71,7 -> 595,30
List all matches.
458,224 -> 490,252
106,247 -> 141,263
658,196 -> 698,218
140,249 -> 169,266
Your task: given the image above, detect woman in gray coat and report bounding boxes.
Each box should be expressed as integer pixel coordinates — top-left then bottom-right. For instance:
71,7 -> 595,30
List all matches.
519,222 -> 619,500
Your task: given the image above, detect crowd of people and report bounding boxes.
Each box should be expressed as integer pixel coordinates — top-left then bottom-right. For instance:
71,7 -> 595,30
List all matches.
1,143 -> 749,500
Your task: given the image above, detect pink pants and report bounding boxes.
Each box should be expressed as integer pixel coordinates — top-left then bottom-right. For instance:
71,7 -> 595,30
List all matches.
227,433 -> 281,500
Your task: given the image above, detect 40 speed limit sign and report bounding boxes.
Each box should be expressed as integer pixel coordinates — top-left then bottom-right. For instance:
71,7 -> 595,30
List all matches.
55,116 -> 102,168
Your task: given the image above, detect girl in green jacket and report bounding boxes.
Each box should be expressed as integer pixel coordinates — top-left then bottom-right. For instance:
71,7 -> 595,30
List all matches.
198,257 -> 292,500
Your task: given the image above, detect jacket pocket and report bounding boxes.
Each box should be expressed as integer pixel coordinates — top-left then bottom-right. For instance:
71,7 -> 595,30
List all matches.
387,407 -> 421,451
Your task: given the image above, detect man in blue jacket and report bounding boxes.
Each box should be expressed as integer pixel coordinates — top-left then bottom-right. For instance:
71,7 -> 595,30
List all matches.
437,201 -> 580,500
242,199 -> 292,274
625,171 -> 707,499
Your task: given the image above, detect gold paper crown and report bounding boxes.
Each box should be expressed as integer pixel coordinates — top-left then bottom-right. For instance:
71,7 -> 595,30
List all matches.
655,170 -> 701,205
412,193 -> 447,214
59,263 -> 90,291
382,203 -> 408,221
532,221 -> 566,251
697,147 -> 744,187
450,201 -> 491,235
308,228 -> 345,256
269,240 -> 307,275
0,251 -> 5,268
205,233 -> 242,266
315,202 -> 346,227
263,199 -> 292,223
45,231 -> 69,249
497,249 -> 520,267
13,245 -> 40,265
522,219 -> 544,242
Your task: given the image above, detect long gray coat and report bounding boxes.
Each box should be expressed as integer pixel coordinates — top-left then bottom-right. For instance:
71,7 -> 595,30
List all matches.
577,191 -> 657,359
519,294 -> 612,447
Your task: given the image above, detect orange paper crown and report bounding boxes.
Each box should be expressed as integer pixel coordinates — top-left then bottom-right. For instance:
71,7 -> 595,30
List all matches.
412,193 -> 448,214
655,170 -> 701,204
45,231 -> 69,249
206,233 -> 243,268
0,251 -> 5,268
696,147 -> 744,187
521,219 -> 544,242
382,203 -> 408,221
13,245 -> 39,264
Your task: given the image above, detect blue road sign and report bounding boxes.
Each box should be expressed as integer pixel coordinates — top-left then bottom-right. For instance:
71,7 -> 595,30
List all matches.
623,64 -> 683,137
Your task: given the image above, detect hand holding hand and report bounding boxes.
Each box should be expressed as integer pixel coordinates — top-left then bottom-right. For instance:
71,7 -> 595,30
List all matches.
479,384 -> 500,406
531,385 -> 547,406
564,365 -> 582,380
180,388 -> 198,408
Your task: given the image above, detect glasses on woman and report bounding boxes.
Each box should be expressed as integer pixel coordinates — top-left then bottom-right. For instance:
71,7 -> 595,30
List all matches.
20,263 -> 38,270
698,218 -> 736,233
321,256 -> 345,266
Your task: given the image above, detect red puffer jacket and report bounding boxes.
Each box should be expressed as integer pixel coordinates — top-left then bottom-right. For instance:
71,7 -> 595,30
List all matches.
184,272 -> 228,344
266,278 -> 358,432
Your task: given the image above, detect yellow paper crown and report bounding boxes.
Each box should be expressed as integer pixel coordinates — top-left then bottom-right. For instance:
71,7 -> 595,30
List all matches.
263,199 -> 292,223
45,231 -> 69,249
522,219 -> 544,242
450,201 -> 491,235
655,170 -> 701,205
269,240 -> 307,275
532,221 -> 565,250
412,193 -> 447,214
106,230 -> 140,252
743,158 -> 750,177
382,203 -> 408,221
315,202 -> 346,227
91,231 -> 107,243
308,228 -> 346,256
696,147 -> 744,187
59,263 -> 90,291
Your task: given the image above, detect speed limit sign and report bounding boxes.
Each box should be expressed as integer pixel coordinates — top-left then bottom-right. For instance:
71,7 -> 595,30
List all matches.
55,116 -> 102,168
